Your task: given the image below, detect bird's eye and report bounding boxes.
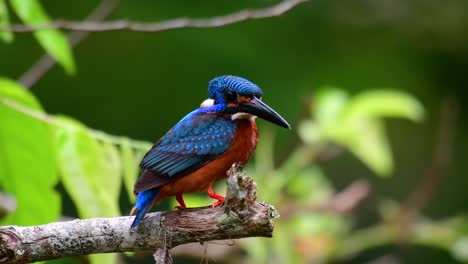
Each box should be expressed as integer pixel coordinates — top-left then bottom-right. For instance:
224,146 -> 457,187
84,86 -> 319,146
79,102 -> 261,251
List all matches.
224,90 -> 237,102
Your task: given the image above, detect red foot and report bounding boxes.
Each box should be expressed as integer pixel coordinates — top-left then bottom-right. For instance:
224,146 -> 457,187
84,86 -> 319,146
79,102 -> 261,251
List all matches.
175,194 -> 187,210
208,185 -> 224,208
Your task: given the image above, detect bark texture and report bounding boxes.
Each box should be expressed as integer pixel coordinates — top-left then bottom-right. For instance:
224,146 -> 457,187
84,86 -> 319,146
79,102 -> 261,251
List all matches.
0,164 -> 277,264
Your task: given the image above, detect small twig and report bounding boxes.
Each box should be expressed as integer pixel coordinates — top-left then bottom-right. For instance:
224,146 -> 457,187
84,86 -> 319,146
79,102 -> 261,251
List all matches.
398,97 -> 458,237
4,0 -> 307,33
19,0 -> 121,88
316,179 -> 370,214
0,165 -> 277,264
154,249 -> 172,264
281,179 -> 371,218
0,192 -> 16,218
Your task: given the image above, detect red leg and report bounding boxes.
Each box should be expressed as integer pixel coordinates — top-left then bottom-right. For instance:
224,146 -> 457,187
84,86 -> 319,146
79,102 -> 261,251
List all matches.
207,185 -> 224,208
175,194 -> 187,210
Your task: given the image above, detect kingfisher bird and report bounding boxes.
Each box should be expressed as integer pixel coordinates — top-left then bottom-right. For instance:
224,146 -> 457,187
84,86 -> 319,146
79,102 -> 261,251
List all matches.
130,75 -> 290,228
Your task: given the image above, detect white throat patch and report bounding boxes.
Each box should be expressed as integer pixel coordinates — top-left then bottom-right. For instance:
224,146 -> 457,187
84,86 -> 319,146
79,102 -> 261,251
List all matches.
200,98 -> 214,107
232,112 -> 256,120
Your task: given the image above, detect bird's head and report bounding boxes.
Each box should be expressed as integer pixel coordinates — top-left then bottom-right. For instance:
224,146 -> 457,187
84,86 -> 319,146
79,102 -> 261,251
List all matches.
202,75 -> 291,129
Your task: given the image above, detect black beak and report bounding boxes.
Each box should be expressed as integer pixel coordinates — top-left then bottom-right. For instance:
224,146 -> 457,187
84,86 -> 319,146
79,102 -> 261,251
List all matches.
239,97 -> 291,129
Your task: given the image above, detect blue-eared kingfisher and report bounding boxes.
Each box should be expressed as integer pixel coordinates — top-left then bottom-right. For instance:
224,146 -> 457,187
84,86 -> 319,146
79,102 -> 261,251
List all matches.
130,75 -> 290,228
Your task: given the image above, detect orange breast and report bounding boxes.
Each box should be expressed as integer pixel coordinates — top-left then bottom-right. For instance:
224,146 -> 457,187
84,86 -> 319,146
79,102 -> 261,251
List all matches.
156,119 -> 258,201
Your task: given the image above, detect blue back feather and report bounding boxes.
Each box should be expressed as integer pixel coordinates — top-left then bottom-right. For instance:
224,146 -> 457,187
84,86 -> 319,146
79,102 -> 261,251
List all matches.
135,108 -> 237,192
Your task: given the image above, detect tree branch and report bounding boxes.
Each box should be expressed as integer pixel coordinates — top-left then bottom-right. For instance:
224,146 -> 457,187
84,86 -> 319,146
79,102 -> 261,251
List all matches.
0,164 -> 278,264
398,97 -> 458,238
2,0 -> 307,33
19,0 -> 121,88
169,180 -> 370,261
280,179 -> 371,219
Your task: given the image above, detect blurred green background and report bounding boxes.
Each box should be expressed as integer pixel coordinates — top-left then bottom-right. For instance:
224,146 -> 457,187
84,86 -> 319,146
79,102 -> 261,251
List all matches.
1,0 -> 468,263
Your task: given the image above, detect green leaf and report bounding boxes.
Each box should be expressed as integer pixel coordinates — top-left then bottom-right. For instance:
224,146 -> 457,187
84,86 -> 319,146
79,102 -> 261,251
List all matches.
452,236 -> 468,262
339,119 -> 393,176
53,116 -> 119,264
53,116 -> 119,218
299,88 -> 348,145
298,120 -> 321,145
336,90 -> 425,176
89,254 -> 118,264
314,87 -> 349,128
100,140 -> 122,204
315,88 -> 425,176
121,138 -> 138,203
10,0 -> 75,74
343,90 -> 425,122
0,0 -> 13,43
0,78 -> 60,225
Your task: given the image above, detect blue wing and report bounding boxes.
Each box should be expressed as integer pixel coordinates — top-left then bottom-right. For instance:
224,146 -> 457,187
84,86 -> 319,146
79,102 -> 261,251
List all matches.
133,109 -> 237,193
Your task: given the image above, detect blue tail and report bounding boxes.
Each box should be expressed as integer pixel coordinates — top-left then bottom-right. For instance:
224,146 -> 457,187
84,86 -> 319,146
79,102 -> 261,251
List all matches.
131,188 -> 160,228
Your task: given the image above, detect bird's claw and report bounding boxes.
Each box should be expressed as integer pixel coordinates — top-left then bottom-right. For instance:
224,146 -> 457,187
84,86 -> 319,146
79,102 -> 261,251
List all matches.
174,205 -> 186,210
208,185 -> 225,208
211,197 -> 225,208
212,201 -> 223,208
